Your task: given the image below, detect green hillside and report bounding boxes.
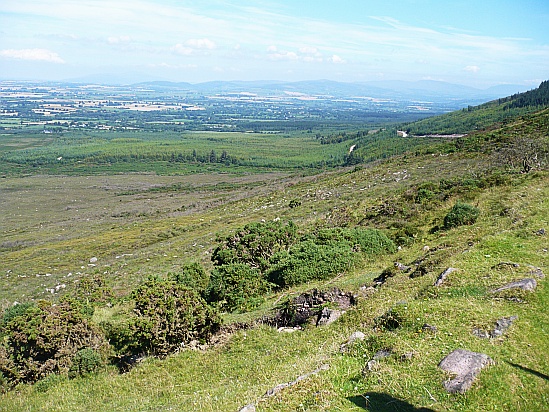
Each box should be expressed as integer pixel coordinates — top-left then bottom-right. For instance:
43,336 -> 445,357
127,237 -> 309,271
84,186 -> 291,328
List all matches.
0,91 -> 548,411
403,80 -> 549,135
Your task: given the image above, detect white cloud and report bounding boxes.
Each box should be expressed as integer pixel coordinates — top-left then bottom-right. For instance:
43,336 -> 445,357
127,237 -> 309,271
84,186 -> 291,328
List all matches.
0,48 -> 65,63
172,38 -> 216,56
268,50 -> 299,61
172,44 -> 193,55
299,46 -> 318,54
107,35 -> 131,44
186,38 -> 216,50
464,65 -> 480,73
329,55 -> 345,64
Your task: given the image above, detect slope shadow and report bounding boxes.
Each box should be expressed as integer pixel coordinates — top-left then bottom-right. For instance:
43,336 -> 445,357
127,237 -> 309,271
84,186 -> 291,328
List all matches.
506,361 -> 549,381
347,392 -> 436,411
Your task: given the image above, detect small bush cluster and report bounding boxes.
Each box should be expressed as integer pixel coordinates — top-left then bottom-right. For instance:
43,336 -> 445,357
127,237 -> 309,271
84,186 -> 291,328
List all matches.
206,221 -> 395,311
0,300 -> 108,385
443,202 -> 480,229
129,278 -> 221,357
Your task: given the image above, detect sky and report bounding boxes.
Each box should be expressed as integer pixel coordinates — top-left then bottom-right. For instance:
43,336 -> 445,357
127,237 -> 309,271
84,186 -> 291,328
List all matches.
1,0 -> 548,87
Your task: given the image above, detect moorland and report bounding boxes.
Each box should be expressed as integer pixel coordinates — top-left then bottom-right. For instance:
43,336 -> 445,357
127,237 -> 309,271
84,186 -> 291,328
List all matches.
0,80 -> 547,411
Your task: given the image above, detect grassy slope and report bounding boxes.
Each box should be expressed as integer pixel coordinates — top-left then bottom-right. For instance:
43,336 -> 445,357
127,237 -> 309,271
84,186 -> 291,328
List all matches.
1,109 -> 548,410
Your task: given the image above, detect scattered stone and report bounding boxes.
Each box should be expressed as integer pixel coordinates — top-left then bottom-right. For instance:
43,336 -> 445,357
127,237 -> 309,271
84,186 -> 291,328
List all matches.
316,307 -> 343,326
438,349 -> 493,393
491,316 -> 518,337
340,331 -> 366,353
536,228 -> 546,236
363,359 -> 379,374
277,326 -> 301,333
373,349 -> 392,360
400,352 -> 414,361
89,257 -> 98,263
422,323 -> 438,333
394,262 -> 411,272
434,267 -> 458,287
492,278 -> 537,293
528,266 -> 545,278
238,405 -> 256,412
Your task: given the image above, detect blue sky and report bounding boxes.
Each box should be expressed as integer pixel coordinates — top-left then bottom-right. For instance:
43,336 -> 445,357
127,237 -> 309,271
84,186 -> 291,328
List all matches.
1,0 -> 548,87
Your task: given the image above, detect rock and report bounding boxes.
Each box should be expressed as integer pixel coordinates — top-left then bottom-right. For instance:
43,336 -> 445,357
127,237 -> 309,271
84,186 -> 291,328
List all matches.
434,267 -> 457,287
373,349 -> 392,360
277,326 -> 301,333
492,262 -> 520,269
422,323 -> 438,333
536,228 -> 546,236
340,331 -> 366,353
264,288 -> 355,328
528,266 -> 545,278
400,352 -> 414,361
472,328 -> 490,339
348,331 -> 366,343
394,262 -> 411,271
238,404 -> 256,412
491,316 -> 518,338
89,257 -> 98,263
316,307 -> 343,326
492,278 -> 537,293
438,349 -> 493,393
362,359 -> 379,375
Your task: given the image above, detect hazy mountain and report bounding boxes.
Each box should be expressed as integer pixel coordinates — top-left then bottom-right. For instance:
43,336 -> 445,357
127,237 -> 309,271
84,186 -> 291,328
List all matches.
130,79 -> 531,102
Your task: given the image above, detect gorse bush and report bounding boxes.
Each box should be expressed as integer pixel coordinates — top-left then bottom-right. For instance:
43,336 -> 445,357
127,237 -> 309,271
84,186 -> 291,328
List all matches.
0,300 -> 108,384
205,264 -> 272,312
130,278 -> 221,357
68,348 -> 103,378
443,202 -> 480,229
171,262 -> 210,293
207,222 -> 396,305
266,240 -> 356,287
1,302 -> 35,328
212,220 -> 298,271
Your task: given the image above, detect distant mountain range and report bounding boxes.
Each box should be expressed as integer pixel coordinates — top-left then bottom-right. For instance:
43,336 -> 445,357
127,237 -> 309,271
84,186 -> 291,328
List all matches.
62,74 -> 531,104
133,79 -> 530,102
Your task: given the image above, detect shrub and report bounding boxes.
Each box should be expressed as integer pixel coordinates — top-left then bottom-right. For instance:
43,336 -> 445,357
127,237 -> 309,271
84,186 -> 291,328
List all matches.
1,300 -> 108,384
205,264 -> 272,312
443,202 -> 480,229
267,240 -> 356,287
130,279 -> 221,357
171,262 -> 209,293
311,227 -> 395,255
212,220 -> 298,271
1,302 -> 35,329
68,348 -> 103,378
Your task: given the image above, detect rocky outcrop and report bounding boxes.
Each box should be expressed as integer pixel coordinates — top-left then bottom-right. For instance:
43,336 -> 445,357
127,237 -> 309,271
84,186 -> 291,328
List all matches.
264,288 -> 355,328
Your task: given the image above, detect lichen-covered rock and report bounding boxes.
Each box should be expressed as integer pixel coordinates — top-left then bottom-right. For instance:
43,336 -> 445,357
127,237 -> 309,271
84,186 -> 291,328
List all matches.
438,349 -> 493,393
492,278 -> 537,293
